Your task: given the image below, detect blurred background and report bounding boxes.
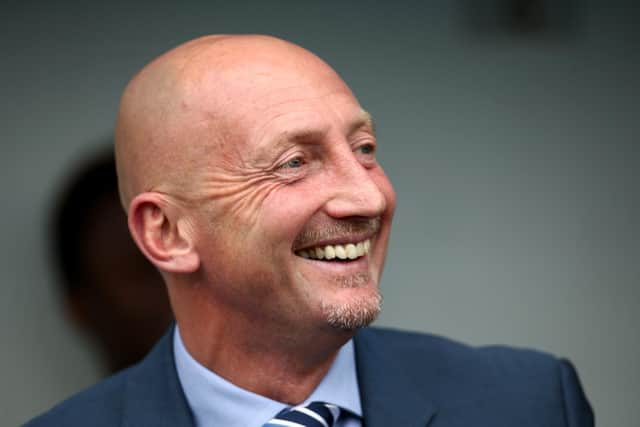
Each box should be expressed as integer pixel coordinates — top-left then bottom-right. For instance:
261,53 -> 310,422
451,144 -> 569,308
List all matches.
1,0 -> 638,425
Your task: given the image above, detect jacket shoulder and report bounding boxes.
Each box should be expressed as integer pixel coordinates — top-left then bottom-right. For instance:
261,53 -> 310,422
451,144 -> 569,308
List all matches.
23,328 -> 194,427
22,369 -> 130,427
359,326 -> 563,378
356,326 -> 593,426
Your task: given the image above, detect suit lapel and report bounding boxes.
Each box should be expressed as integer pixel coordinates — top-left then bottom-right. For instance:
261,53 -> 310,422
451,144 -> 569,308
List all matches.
354,328 -> 438,427
121,327 -> 195,427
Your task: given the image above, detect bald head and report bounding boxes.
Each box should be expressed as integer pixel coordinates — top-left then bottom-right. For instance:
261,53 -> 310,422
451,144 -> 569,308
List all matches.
114,35 -> 351,210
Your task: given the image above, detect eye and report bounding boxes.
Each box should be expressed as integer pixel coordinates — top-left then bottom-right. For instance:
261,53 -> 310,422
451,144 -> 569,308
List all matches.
279,156 -> 305,169
356,143 -> 375,155
354,142 -> 377,168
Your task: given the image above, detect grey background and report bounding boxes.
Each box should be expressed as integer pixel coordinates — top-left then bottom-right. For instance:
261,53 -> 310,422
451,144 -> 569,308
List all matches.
1,0 -> 638,425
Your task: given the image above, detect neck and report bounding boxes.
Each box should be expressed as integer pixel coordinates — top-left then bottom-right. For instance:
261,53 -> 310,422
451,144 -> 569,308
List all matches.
170,283 -> 353,404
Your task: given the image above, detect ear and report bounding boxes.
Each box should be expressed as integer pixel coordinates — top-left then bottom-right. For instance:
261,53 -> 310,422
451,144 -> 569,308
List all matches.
127,192 -> 200,274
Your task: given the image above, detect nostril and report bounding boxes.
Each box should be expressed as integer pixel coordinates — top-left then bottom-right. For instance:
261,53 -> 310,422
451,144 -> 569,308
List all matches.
324,185 -> 386,219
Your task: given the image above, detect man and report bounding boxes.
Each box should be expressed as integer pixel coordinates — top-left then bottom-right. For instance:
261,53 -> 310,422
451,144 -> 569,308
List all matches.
26,35 -> 593,426
50,149 -> 173,373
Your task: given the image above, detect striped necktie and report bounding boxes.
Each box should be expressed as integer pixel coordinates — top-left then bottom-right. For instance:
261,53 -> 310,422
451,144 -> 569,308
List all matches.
263,401 -> 341,427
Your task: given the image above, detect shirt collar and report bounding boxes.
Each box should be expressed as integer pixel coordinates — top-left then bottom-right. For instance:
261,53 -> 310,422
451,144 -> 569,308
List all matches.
173,326 -> 362,427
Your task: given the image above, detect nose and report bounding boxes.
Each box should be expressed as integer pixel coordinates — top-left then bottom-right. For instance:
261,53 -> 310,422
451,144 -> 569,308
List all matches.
323,152 -> 388,219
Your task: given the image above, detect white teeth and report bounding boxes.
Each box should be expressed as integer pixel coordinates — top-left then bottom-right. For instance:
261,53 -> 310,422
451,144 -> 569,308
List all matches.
296,239 -> 372,261
334,245 -> 347,259
324,245 -> 336,260
345,243 -> 357,259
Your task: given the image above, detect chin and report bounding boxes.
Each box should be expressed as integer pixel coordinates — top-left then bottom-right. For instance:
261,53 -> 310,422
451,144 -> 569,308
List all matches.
320,287 -> 382,331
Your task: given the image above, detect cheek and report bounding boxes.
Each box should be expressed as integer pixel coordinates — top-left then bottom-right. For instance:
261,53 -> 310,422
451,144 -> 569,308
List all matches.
258,184 -> 322,239
195,181 -> 315,268
196,177 -> 284,234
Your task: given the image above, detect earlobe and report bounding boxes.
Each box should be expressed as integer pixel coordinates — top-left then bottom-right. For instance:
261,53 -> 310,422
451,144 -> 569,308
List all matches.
128,193 -> 200,274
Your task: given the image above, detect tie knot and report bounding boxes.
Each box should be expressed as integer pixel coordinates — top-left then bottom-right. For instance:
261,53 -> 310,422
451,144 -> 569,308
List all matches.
263,401 -> 341,427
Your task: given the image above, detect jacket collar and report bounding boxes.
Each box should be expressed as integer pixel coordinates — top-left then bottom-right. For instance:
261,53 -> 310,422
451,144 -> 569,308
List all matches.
354,328 -> 438,427
121,326 -> 195,427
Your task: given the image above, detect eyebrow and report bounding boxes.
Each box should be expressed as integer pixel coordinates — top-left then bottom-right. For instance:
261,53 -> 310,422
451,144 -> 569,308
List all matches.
255,109 -> 376,163
349,110 -> 376,137
276,109 -> 375,143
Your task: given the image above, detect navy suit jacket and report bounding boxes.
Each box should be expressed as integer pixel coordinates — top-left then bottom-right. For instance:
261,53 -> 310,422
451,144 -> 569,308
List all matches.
24,327 -> 594,426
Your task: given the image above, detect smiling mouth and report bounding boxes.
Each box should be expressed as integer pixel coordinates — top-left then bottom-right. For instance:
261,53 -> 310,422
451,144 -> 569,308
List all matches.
295,239 -> 371,261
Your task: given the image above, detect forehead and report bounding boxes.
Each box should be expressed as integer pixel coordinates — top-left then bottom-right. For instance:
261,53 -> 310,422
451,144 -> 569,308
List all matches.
184,59 -> 365,154
189,58 -> 355,114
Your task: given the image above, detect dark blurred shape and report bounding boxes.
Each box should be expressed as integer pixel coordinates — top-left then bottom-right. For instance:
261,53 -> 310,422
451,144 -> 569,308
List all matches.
460,0 -> 580,37
50,144 -> 173,374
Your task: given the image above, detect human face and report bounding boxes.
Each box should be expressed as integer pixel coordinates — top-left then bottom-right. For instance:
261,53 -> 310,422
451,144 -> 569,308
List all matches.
182,57 -> 396,333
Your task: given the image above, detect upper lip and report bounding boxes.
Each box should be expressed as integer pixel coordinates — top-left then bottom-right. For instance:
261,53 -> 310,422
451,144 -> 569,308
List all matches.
292,232 -> 376,252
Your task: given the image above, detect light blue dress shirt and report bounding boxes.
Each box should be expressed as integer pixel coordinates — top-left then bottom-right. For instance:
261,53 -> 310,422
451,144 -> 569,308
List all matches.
174,327 -> 363,427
